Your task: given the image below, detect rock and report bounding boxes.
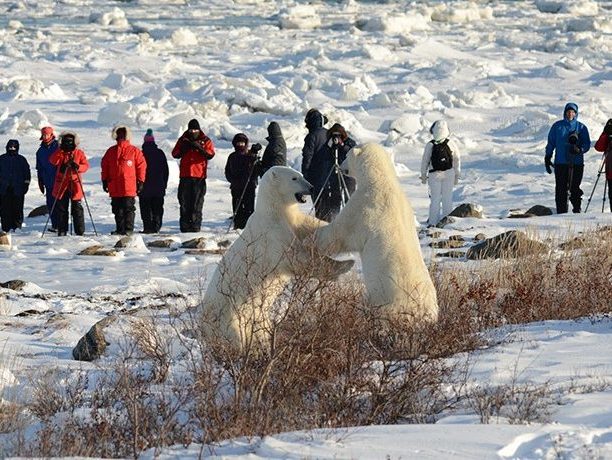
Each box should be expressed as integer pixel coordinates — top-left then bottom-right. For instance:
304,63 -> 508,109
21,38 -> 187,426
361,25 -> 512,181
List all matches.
72,316 -> 117,361
28,205 -> 48,218
15,309 -> 45,317
436,216 -> 456,228
474,233 -> 487,241
0,280 -> 26,291
0,232 -> 11,247
449,234 -> 464,241
559,236 -> 587,251
449,203 -> 483,219
427,230 -> 443,239
217,239 -> 232,248
182,237 -> 206,249
526,205 -> 553,216
437,250 -> 465,259
147,239 -> 177,249
429,239 -> 465,249
114,236 -> 133,248
466,230 -> 549,260
184,248 -> 226,256
78,245 -> 118,256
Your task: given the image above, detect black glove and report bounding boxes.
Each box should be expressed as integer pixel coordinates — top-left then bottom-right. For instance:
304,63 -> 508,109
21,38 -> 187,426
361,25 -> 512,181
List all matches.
60,164 -> 68,173
69,160 -> 79,170
250,143 -> 263,154
102,180 -> 108,193
571,145 -> 581,155
136,180 -> 144,195
604,118 -> 612,136
545,157 -> 553,174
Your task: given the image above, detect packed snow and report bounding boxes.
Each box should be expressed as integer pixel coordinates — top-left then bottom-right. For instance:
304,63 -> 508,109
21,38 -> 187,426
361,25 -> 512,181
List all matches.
0,0 -> 611,458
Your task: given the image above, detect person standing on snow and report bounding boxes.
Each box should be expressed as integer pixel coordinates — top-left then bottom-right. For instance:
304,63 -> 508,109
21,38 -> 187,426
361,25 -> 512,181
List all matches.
545,102 -> 591,214
420,120 -> 461,227
0,139 -> 30,232
140,129 -> 169,233
593,118 -> 612,212
301,108 -> 328,190
49,132 -> 89,236
171,119 -> 215,233
36,126 -> 59,232
101,126 -> 147,235
258,121 -> 287,177
225,133 -> 261,229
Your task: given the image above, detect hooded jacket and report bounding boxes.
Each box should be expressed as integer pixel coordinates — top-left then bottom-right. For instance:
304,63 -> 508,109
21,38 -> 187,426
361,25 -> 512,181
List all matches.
301,110 -> 328,182
140,141 -> 169,197
545,103 -> 591,165
171,129 -> 215,179
259,122 -> 287,177
49,132 -> 89,200
101,129 -> 147,198
0,145 -> 31,196
594,132 -> 612,180
36,138 -> 59,190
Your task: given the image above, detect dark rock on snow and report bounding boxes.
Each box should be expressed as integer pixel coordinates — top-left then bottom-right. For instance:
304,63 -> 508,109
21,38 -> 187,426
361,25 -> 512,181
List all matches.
73,316 -> 117,361
28,205 -> 48,218
466,230 -> 548,260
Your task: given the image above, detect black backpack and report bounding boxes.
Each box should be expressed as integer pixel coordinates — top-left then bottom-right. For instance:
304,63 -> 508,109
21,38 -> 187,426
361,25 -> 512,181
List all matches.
430,139 -> 453,172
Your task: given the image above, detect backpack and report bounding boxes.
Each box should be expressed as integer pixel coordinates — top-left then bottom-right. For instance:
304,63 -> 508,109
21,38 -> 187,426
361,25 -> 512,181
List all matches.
430,139 -> 453,172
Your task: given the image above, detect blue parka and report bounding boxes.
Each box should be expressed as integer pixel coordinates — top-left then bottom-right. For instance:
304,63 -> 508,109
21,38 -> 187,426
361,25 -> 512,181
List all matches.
545,102 -> 591,165
36,139 -> 59,191
0,152 -> 31,196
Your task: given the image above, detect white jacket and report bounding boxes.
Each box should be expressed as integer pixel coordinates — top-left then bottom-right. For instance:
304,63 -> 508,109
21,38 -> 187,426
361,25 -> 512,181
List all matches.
420,138 -> 461,181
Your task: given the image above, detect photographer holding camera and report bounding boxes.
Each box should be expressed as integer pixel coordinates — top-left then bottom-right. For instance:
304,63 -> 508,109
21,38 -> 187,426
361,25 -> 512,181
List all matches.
545,102 -> 591,214
593,118 -> 612,212
310,123 -> 356,222
225,133 -> 261,229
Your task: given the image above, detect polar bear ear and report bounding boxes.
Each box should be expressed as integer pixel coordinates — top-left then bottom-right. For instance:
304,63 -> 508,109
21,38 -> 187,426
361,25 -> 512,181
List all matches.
269,169 -> 278,180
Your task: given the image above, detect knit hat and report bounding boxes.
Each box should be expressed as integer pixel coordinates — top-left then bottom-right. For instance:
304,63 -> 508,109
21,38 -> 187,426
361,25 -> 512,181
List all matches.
188,119 -> 200,131
144,128 -> 155,143
232,133 -> 249,148
6,139 -> 19,152
40,126 -> 54,141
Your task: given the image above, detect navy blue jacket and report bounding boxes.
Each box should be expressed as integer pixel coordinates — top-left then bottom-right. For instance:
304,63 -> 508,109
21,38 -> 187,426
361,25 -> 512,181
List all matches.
545,103 -> 591,165
140,142 -> 169,197
0,152 -> 31,196
36,139 -> 59,190
310,137 -> 357,194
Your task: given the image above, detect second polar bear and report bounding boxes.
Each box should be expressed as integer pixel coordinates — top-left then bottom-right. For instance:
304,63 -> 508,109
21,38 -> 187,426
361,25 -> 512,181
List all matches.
199,166 -> 353,351
315,143 -> 439,323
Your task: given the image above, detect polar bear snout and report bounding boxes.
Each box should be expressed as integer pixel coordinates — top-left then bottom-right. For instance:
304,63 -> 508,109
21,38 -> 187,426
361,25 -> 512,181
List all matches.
293,177 -> 313,203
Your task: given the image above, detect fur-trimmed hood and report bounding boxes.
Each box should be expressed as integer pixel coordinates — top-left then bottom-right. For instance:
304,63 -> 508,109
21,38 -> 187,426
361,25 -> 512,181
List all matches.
112,125 -> 132,141
430,120 -> 450,143
58,131 -> 81,147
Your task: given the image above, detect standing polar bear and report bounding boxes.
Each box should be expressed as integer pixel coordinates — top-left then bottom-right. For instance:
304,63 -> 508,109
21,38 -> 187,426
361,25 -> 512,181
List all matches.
315,143 -> 438,323
199,166 -> 353,351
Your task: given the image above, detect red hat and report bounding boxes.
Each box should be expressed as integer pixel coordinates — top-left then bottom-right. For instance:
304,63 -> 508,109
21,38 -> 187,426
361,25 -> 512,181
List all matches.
40,126 -> 54,140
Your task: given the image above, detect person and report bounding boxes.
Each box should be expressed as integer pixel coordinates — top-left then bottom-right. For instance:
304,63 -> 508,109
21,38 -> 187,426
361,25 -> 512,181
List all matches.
420,120 -> 461,227
35,126 -> 59,231
0,139 -> 30,232
593,118 -> 612,212
310,123 -> 357,222
101,126 -> 147,235
140,129 -> 169,233
258,121 -> 287,177
171,119 -> 215,232
301,108 -> 328,188
225,133 -> 261,229
545,102 -> 591,214
49,132 -> 89,236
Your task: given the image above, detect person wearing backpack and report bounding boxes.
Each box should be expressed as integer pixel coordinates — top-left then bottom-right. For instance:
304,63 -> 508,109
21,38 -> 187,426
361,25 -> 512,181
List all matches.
420,120 -> 461,226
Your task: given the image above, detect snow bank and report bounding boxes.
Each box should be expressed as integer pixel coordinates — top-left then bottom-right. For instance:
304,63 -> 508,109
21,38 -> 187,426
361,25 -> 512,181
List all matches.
98,102 -> 135,126
0,109 -> 49,134
390,113 -> 422,136
536,0 -> 598,16
171,28 -> 198,47
341,75 -> 379,101
356,13 -> 430,33
0,77 -> 67,101
431,3 -> 493,23
101,72 -> 126,91
89,7 -> 130,28
362,44 -> 395,62
279,5 -> 321,30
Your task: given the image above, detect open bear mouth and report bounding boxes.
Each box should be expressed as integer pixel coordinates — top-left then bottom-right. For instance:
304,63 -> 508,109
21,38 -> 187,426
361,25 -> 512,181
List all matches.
295,193 -> 307,203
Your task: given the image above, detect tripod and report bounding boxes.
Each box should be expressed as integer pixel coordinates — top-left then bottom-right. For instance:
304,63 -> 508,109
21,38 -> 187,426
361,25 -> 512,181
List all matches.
312,142 -> 351,221
584,151 -> 608,213
226,155 -> 259,233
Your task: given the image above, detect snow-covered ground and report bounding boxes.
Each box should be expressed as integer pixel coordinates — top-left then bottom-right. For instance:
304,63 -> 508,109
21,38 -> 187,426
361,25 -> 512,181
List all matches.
1,0 -> 611,458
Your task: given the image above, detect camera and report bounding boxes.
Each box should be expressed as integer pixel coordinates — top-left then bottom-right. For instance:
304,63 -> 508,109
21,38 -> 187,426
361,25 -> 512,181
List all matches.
331,132 -> 342,145
568,132 -> 579,145
250,143 -> 262,154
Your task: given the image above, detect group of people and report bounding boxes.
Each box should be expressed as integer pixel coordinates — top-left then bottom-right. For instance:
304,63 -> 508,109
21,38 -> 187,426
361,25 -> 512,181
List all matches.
0,104 -> 610,235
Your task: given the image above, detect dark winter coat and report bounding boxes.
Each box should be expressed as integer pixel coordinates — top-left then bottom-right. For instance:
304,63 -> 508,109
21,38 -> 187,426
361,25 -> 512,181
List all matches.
49,148 -> 89,200
225,150 -> 259,192
301,111 -> 328,183
141,141 -> 169,197
545,103 -> 591,166
101,140 -> 147,198
171,130 -> 215,179
258,122 -> 286,177
310,137 -> 357,193
35,139 -> 59,191
594,132 -> 612,180
0,152 -> 31,196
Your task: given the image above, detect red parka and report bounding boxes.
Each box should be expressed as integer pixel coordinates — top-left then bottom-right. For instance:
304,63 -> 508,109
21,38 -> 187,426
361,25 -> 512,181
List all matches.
49,148 -> 89,200
171,130 -> 215,179
594,132 -> 612,180
101,139 -> 147,198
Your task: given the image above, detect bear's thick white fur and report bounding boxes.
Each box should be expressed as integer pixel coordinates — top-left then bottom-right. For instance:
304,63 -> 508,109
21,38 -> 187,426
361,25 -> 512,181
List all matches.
315,143 -> 439,323
200,166 -> 353,350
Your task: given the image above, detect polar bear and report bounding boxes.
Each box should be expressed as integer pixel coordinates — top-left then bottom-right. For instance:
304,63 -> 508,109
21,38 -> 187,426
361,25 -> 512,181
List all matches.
200,166 -> 353,351
315,143 -> 438,323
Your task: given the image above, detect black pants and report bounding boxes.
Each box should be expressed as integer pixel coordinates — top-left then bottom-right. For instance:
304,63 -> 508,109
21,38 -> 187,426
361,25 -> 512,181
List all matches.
139,196 -> 164,233
56,193 -> 85,235
554,164 -> 584,214
0,191 -> 24,232
231,185 -> 256,229
608,179 -> 612,212
178,178 -> 206,232
111,197 -> 136,235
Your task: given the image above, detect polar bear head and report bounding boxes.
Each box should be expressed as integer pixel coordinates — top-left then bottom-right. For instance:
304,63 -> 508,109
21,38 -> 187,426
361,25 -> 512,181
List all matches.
340,143 -> 396,184
257,166 -> 313,208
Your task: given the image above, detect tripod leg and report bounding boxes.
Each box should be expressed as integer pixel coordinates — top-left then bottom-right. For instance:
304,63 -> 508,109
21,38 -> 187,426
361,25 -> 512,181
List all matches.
74,170 -> 98,235
585,157 -> 606,213
603,179 -> 608,213
41,170 -> 69,238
